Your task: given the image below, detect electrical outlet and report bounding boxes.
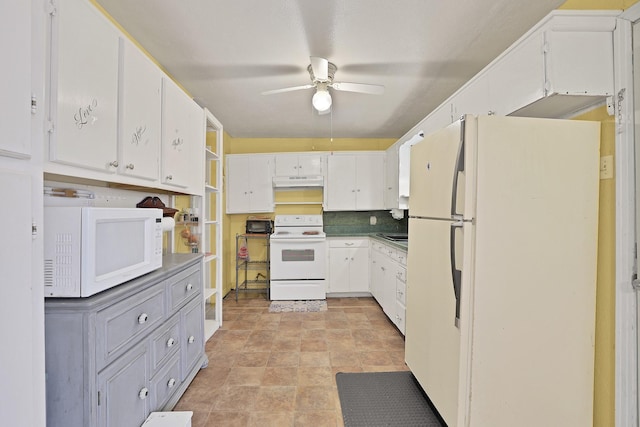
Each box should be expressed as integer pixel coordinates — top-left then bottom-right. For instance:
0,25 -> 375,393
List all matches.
600,155 -> 614,180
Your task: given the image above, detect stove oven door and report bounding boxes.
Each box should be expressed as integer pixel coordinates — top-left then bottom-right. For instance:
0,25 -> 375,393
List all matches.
270,237 -> 327,280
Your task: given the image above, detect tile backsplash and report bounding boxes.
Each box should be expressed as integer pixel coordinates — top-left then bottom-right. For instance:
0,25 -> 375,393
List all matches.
323,210 -> 408,235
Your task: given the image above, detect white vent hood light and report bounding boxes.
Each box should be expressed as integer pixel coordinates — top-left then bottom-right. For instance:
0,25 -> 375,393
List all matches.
272,175 -> 324,188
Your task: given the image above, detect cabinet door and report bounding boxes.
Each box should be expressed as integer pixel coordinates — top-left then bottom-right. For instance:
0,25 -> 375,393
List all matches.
50,0 -> 119,171
297,153 -> 323,175
451,71 -> 491,117
226,156 -> 251,213
355,154 -> 384,210
247,156 -> 274,212
325,155 -> 356,210
274,154 -> 299,176
381,255 -> 397,318
118,39 -> 161,181
0,0 -> 31,159
328,248 -> 350,293
161,78 -> 204,190
487,31 -> 545,116
97,344 -> 149,427
369,249 -> 384,302
348,246 -> 370,292
384,145 -> 398,209
181,298 -> 204,380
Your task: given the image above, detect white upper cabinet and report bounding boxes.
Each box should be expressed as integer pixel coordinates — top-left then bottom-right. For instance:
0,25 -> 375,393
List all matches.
226,154 -> 274,214
161,77 -> 204,193
48,0 -> 119,171
118,38 -> 162,181
384,144 -> 399,209
325,152 -> 385,211
0,0 -> 31,159
274,153 -> 323,176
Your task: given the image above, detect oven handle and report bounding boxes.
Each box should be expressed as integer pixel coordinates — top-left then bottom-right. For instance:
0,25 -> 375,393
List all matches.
270,237 -> 326,244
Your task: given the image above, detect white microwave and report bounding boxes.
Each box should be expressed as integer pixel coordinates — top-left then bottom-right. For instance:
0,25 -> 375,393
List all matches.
44,207 -> 164,297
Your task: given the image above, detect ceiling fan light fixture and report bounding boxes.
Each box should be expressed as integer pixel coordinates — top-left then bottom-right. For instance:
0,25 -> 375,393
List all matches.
312,88 -> 332,112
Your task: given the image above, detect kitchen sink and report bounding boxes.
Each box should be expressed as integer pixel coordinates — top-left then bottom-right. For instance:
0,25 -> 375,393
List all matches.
376,233 -> 408,242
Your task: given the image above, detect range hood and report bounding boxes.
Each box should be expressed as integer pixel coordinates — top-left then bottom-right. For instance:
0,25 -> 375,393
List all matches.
272,175 -> 324,188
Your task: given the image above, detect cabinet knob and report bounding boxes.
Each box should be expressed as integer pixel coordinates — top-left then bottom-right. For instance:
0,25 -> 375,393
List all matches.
186,283 -> 194,291
166,175 -> 173,181
138,387 -> 149,400
137,313 -> 148,324
188,335 -> 195,344
166,337 -> 175,348
109,160 -> 118,168
167,378 -> 176,388
125,163 -> 135,170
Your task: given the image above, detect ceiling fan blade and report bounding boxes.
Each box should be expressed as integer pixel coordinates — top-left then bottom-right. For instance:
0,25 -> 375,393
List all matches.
261,84 -> 315,95
310,56 -> 329,81
330,81 -> 384,95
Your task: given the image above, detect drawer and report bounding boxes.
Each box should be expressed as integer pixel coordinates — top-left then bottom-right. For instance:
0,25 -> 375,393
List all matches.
396,266 -> 406,283
396,250 -> 407,266
167,265 -> 201,312
96,286 -> 165,369
394,301 -> 406,335
150,353 -> 182,411
149,313 -> 181,372
396,278 -> 406,306
371,241 -> 386,253
181,297 -> 204,381
328,238 -> 369,248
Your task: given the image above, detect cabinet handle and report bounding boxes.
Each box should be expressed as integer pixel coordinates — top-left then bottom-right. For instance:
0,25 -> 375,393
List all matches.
166,337 -> 175,348
166,175 -> 173,181
167,378 -> 176,388
125,163 -> 134,170
138,387 -> 149,400
188,335 -> 195,344
344,257 -> 349,261
381,267 -> 386,271
137,313 -> 148,324
186,283 -> 194,291
351,257 -> 354,261
357,189 -> 360,192
109,160 -> 118,168
345,243 -> 354,246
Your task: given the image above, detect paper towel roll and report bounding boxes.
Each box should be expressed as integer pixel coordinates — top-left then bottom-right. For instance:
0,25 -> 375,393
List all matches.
161,216 -> 175,231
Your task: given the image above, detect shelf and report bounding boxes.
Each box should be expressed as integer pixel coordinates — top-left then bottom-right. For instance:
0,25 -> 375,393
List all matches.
204,220 -> 219,225
236,260 -> 269,269
205,184 -> 219,193
204,254 -> 218,263
204,319 -> 219,341
204,287 -> 217,300
206,148 -> 219,161
236,232 -> 269,301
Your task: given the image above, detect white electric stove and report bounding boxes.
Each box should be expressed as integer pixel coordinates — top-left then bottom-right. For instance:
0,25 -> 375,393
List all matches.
270,215 -> 326,300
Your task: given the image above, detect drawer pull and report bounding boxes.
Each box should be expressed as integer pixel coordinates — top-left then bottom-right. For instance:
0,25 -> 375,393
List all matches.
125,163 -> 135,170
166,337 -> 175,348
345,242 -> 354,246
167,378 -> 176,388
138,387 -> 149,400
188,335 -> 195,344
138,313 -> 149,324
109,160 -> 118,168
186,283 -> 194,291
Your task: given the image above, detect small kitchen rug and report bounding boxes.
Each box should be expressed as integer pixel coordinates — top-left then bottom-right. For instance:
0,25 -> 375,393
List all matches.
268,300 -> 328,313
336,371 -> 445,427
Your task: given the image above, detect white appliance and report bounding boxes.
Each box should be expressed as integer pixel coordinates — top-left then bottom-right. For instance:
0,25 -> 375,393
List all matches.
405,115 -> 600,427
270,214 -> 327,300
44,207 -> 163,297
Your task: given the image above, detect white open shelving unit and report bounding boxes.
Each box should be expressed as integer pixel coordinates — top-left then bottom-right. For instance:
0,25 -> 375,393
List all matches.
203,109 -> 223,340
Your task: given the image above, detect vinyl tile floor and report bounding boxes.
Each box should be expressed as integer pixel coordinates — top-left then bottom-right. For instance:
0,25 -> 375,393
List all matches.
173,294 -> 409,427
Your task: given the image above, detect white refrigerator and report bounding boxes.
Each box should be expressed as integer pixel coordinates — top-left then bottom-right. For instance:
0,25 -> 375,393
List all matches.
405,115 -> 600,427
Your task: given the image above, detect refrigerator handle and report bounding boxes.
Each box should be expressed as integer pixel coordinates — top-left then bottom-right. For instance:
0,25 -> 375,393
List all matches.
450,117 -> 465,218
450,221 -> 463,328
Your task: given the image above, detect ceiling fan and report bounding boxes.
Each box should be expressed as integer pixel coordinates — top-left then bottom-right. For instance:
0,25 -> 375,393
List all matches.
261,56 -> 384,113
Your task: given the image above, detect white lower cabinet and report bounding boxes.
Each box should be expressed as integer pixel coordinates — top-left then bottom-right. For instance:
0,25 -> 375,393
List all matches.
45,255 -> 205,427
327,238 -> 369,293
370,239 -> 407,335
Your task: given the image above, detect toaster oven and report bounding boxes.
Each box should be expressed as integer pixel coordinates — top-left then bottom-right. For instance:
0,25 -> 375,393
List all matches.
246,218 -> 273,234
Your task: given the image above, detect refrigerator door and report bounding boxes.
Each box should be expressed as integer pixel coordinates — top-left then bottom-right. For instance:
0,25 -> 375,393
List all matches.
409,116 -> 476,220
405,217 -> 465,426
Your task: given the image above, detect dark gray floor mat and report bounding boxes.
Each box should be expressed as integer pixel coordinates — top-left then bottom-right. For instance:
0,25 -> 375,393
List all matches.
335,371 -> 445,427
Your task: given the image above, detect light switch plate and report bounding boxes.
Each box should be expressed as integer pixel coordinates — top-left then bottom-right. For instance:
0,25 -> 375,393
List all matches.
600,155 -> 614,180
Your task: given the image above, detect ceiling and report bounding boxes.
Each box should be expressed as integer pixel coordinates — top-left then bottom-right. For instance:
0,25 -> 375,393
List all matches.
95,0 -> 565,139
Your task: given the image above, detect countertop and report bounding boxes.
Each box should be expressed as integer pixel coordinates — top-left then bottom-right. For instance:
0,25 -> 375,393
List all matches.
325,232 -> 408,251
